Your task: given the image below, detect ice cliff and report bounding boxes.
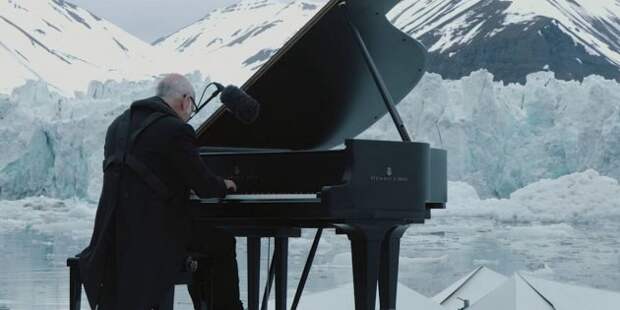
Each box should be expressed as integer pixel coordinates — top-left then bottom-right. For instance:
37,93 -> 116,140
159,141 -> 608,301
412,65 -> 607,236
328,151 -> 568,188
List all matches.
1,71 -> 620,201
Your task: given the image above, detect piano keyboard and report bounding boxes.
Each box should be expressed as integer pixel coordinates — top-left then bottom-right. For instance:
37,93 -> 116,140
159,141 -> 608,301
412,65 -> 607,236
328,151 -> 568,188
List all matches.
224,193 -> 318,200
190,192 -> 321,204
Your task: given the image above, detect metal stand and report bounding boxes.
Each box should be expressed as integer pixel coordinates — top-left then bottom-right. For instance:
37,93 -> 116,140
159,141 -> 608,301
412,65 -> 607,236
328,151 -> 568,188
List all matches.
260,253 -> 276,310
291,228 -> 323,310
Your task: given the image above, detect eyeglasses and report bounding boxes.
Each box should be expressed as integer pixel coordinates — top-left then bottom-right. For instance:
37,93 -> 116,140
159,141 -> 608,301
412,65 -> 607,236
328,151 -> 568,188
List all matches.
183,94 -> 198,114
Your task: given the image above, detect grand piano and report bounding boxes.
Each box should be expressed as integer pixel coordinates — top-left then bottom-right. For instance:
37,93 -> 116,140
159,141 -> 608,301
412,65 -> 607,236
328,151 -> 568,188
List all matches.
190,1 -> 447,310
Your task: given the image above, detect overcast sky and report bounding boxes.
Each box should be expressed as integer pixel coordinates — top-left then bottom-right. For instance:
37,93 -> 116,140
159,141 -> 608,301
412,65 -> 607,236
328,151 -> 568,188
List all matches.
71,0 -> 238,43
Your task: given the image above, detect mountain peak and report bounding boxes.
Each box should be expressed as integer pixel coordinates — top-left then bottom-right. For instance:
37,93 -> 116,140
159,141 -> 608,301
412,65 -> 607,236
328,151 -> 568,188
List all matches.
0,0 -> 176,95
388,0 -> 620,83
153,0 -> 323,84
5,0 -> 620,93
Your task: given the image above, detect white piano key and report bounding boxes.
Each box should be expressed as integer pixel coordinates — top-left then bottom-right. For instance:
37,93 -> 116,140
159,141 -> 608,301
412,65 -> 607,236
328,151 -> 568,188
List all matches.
224,193 -> 318,200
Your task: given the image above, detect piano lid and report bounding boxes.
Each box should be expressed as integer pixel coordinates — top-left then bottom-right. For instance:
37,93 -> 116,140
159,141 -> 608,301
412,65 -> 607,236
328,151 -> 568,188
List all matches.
196,0 -> 427,150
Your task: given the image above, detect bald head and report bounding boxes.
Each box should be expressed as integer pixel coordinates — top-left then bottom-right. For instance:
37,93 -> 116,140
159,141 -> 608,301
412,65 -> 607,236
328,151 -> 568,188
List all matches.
156,73 -> 195,122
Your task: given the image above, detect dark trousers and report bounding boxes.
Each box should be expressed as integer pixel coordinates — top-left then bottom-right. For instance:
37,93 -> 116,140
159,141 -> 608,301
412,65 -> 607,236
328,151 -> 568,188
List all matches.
152,289 -> 175,309
187,226 -> 244,310
99,227 -> 242,310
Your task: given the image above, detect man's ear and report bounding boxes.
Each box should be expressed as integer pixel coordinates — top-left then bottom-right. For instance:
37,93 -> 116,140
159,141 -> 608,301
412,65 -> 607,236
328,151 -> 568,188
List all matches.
181,98 -> 188,111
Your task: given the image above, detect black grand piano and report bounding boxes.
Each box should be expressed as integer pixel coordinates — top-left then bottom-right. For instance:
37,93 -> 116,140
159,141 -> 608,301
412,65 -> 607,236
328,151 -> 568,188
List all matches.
189,0 -> 448,310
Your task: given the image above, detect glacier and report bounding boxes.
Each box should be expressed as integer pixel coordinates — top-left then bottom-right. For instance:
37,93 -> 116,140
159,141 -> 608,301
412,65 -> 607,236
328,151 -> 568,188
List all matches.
0,72 -> 207,200
362,70 -> 620,197
2,71 -> 620,200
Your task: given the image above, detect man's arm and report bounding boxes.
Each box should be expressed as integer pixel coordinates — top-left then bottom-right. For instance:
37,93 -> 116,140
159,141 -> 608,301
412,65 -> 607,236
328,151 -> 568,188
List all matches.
169,123 -> 229,198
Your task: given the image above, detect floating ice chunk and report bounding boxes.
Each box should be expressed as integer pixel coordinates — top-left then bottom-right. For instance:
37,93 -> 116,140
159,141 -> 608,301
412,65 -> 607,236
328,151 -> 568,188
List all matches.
0,196 -> 95,238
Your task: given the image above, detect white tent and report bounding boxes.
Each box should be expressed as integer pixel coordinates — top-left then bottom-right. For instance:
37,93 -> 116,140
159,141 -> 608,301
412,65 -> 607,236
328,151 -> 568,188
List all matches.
521,274 -> 620,310
433,266 -> 507,309
268,282 -> 444,310
261,267 -> 620,310
435,267 -> 620,310
468,274 -> 554,310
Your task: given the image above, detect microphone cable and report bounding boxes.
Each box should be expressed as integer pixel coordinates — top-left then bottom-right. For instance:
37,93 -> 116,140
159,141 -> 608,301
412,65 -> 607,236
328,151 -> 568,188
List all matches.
188,81 -> 224,122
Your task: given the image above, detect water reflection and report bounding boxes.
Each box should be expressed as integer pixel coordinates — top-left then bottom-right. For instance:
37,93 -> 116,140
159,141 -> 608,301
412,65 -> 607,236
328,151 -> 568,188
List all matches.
1,216 -> 619,308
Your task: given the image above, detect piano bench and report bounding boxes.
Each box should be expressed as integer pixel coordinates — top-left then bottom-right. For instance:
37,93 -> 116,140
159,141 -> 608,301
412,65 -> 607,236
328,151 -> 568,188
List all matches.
66,254 -> 214,310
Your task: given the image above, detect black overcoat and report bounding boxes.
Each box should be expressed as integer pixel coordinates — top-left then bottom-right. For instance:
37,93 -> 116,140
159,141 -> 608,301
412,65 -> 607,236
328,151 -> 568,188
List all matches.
78,96 -> 227,309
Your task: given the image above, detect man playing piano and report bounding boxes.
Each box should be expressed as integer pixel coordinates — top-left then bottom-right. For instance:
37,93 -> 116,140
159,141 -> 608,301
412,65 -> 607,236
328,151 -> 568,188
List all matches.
78,73 -> 243,309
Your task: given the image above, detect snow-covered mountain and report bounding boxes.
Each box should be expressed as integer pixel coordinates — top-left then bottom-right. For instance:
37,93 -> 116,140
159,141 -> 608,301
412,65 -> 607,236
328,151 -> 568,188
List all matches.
0,0 -> 178,95
390,0 -> 620,83
9,0 -> 616,93
157,0 -> 620,84
153,0 -> 324,84
3,0 -> 620,93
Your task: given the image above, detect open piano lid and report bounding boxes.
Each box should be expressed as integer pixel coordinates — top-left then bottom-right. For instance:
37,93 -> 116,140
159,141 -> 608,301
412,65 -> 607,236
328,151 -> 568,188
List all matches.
196,0 -> 427,150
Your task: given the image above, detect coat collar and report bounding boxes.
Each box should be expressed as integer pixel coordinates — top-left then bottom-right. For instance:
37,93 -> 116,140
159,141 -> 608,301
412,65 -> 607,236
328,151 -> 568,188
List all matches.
130,96 -> 180,119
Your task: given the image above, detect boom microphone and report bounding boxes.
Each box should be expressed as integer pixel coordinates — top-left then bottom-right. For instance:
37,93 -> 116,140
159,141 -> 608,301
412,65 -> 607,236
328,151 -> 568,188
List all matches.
219,84 -> 260,124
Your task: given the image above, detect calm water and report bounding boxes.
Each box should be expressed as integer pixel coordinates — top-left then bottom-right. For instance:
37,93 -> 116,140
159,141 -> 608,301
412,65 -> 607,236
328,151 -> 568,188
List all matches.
1,215 -> 619,309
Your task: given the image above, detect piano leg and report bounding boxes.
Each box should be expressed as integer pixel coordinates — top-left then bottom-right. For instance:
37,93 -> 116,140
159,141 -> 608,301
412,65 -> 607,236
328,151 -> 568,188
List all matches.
67,258 -> 81,310
335,223 -> 394,310
275,237 -> 289,310
247,237 -> 261,310
378,225 -> 409,310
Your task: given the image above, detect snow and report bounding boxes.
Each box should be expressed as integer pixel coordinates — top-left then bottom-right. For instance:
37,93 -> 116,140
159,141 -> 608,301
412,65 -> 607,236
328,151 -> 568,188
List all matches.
154,0 -> 325,85
5,0 -> 620,97
425,12 -> 485,53
388,0 -> 620,67
389,0 -> 484,40
442,169 -> 620,224
504,0 -> 620,65
505,0 -> 619,24
0,0 -> 184,95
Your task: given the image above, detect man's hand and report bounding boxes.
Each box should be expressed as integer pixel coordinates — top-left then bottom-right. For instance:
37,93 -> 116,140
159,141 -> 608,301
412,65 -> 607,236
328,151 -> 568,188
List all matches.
224,179 -> 237,192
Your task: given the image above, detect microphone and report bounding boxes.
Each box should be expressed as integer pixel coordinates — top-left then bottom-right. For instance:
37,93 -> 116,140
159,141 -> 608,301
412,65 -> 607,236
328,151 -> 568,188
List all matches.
219,85 -> 260,124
